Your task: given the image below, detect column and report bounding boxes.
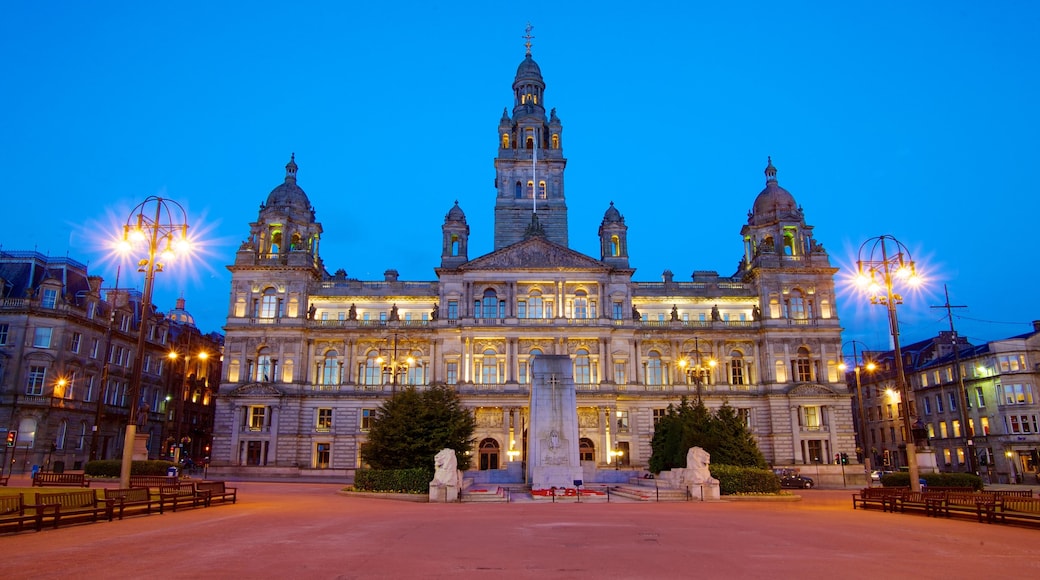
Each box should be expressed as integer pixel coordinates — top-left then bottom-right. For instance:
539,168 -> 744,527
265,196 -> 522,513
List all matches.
825,405 -> 838,462
790,406 -> 803,464
268,405 -> 279,466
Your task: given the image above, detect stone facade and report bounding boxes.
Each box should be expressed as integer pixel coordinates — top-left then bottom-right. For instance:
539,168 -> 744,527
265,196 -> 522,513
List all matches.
209,48 -> 856,479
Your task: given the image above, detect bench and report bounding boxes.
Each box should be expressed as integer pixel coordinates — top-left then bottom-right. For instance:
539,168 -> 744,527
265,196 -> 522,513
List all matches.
852,487 -> 905,512
1,495 -> 57,533
35,490 -> 112,527
995,497 -> 1040,526
159,483 -> 210,513
891,491 -> 936,515
129,475 -> 178,491
0,474 -> 9,486
195,481 -> 237,505
105,487 -> 157,520
32,473 -> 90,487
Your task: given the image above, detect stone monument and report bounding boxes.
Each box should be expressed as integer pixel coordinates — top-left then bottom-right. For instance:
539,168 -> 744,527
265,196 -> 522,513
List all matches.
658,446 -> 721,501
527,355 -> 583,494
429,448 -> 461,502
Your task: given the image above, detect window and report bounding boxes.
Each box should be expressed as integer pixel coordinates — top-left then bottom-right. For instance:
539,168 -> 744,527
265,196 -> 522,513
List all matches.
446,362 -> 458,385
70,332 -> 81,353
976,386 -> 986,407
361,409 -> 376,431
0,323 -> 8,345
616,410 -> 629,432
42,288 -> 58,308
77,422 -> 86,450
948,392 -> 957,411
55,420 -> 67,449
794,347 -> 811,382
26,366 -> 46,395
362,352 -> 381,385
998,354 -> 1026,372
1006,415 -> 1038,434
645,352 -> 663,386
316,408 -> 332,432
1003,384 -> 1034,405
729,351 -> 745,385
527,291 -> 543,319
248,406 -> 266,431
314,443 -> 331,469
737,408 -> 752,428
923,397 -> 932,415
322,351 -> 340,385
574,349 -> 591,384
481,349 -> 499,384
573,290 -> 588,319
259,288 -> 280,319
652,408 -> 666,426
980,416 -> 990,435
91,339 -> 99,358
788,290 -> 806,320
578,438 -> 594,462
952,419 -> 961,438
802,406 -> 821,430
935,394 -> 943,413
613,361 -> 627,385
477,289 -> 503,319
120,315 -> 130,332
447,300 -> 458,320
939,421 -> 948,438
33,327 -> 52,348
85,375 -> 96,402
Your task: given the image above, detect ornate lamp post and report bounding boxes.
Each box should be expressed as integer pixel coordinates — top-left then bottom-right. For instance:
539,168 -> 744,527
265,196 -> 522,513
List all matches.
377,330 -> 414,393
839,341 -> 877,480
677,337 -> 716,402
855,235 -> 923,492
116,196 -> 191,488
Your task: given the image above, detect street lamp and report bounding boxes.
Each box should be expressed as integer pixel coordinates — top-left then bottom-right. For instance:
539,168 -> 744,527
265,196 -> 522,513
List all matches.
377,330 -> 414,393
855,235 -> 923,492
677,337 -> 716,402
839,340 -> 877,480
116,196 -> 191,488
167,347 -> 208,465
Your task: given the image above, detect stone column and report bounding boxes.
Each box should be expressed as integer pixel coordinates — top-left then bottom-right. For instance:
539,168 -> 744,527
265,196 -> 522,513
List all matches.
268,405 -> 279,466
790,405 -> 803,463
825,405 -> 838,462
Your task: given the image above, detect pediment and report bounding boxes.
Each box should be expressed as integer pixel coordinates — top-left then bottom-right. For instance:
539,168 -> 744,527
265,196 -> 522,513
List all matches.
230,383 -> 283,397
462,238 -> 609,271
786,383 -> 840,397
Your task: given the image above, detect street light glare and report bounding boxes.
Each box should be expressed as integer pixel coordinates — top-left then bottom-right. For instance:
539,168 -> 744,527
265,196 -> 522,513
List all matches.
865,362 -> 877,372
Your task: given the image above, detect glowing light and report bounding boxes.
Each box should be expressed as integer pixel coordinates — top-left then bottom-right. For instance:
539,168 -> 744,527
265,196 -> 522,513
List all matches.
838,362 -> 848,371
129,228 -> 147,243
865,362 -> 877,372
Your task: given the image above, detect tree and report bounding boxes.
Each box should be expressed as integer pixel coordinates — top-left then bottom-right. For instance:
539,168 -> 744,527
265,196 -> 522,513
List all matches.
648,397 -> 767,472
360,385 -> 476,470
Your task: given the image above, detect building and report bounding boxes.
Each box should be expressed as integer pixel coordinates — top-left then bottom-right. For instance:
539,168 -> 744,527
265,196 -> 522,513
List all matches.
855,327 -> 1040,483
0,250 -> 221,473
210,45 -> 855,480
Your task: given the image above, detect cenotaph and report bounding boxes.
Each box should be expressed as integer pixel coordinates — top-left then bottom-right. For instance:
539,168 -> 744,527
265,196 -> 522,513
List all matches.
527,355 -> 583,493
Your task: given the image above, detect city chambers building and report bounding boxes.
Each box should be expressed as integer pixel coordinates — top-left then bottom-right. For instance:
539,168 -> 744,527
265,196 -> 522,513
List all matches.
209,45 -> 856,480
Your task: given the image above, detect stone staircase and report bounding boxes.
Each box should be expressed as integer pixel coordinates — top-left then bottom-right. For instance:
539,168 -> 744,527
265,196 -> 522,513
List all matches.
608,483 -> 691,502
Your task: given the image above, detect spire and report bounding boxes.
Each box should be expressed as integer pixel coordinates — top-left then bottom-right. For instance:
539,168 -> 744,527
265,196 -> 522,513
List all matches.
764,156 -> 777,184
523,22 -> 535,56
285,152 -> 298,182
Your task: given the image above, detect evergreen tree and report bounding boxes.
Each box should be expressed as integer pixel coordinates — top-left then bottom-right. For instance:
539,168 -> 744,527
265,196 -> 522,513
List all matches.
360,385 -> 476,470
709,402 -> 768,468
648,397 -> 767,471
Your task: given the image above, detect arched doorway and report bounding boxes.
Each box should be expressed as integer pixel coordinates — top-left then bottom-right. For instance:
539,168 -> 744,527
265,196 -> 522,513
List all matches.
479,438 -> 500,470
579,438 -> 595,462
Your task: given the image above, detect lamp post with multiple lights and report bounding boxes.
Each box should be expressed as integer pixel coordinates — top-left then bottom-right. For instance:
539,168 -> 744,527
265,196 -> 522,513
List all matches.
839,340 -> 877,479
855,235 -> 923,492
377,331 -> 414,393
117,196 -> 191,488
677,337 -> 716,403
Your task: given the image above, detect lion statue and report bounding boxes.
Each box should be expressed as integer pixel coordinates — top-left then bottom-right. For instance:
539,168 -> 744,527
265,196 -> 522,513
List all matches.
685,446 -> 718,484
431,448 -> 459,486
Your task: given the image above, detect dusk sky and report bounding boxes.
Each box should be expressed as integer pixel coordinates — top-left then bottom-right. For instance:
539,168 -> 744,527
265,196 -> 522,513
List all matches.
3,2 -> 1037,354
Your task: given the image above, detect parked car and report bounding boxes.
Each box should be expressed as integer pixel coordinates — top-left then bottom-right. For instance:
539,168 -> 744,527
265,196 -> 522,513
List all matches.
779,473 -> 815,489
870,470 -> 894,482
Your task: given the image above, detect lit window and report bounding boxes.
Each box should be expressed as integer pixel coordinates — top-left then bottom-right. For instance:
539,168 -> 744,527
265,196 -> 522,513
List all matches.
33,327 -> 52,348
361,409 -> 376,431
316,408 -> 332,432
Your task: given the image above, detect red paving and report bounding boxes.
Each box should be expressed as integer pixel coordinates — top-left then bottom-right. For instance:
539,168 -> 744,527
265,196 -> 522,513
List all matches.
3,480 -> 1040,579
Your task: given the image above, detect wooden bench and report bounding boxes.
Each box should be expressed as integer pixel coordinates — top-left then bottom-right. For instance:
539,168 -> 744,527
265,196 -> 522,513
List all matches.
32,473 -> 90,487
195,481 -> 237,505
129,475 -> 178,491
1,495 -> 57,533
995,497 -> 1040,526
35,490 -> 112,527
159,483 -> 210,513
892,491 -> 934,515
105,487 -> 157,520
0,474 -> 9,487
852,487 -> 904,512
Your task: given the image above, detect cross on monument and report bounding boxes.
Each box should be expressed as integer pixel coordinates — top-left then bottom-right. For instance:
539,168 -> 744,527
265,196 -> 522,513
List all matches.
548,373 -> 559,395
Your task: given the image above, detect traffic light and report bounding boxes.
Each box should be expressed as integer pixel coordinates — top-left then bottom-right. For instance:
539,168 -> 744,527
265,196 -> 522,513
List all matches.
840,452 -> 849,465
5,430 -> 16,447
834,453 -> 841,464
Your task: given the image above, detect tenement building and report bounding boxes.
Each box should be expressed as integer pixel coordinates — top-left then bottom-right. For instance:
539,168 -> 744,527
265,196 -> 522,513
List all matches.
210,46 -> 855,479
0,251 -> 222,473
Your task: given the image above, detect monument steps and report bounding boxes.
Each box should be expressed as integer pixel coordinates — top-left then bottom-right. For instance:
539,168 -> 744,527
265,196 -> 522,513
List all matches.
609,484 -> 691,502
461,486 -> 510,503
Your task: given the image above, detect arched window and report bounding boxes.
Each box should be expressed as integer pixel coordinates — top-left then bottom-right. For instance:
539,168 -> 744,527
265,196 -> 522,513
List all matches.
574,349 -> 591,384
405,351 -> 424,385
527,180 -> 534,198
794,346 -> 812,382
501,134 -> 509,149
479,438 -> 500,470
579,437 -> 595,461
257,348 -> 273,382
481,349 -> 498,384
646,351 -> 663,386
538,181 -> 546,199
520,348 -> 541,384
259,288 -> 279,319
528,290 -> 543,319
729,350 -> 746,385
270,230 -> 282,255
788,289 -> 806,320
17,418 -> 36,448
477,289 -> 500,319
363,351 -> 381,386
610,235 -> 620,256
551,134 -> 560,149
290,232 -> 302,251
783,227 -> 796,256
573,290 -> 588,319
322,350 -> 340,385
451,234 -> 460,257
515,181 -> 522,199
526,136 -> 534,149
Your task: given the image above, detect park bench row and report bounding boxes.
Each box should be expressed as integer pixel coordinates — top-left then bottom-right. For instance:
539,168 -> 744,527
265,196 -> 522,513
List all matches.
852,487 -> 1040,526
0,481 -> 236,534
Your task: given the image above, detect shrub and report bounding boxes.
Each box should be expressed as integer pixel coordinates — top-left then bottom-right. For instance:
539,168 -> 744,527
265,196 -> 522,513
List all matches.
881,471 -> 983,490
354,468 -> 433,494
709,464 -> 782,495
84,460 -> 178,477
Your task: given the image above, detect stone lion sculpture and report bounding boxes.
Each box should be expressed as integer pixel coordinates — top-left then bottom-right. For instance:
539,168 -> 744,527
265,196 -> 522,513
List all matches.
685,446 -> 718,484
431,448 -> 458,486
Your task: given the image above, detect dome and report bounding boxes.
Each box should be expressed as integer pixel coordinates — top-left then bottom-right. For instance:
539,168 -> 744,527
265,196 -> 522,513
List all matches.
445,200 -> 467,222
167,297 -> 196,327
602,201 -> 624,224
751,157 -> 798,220
265,153 -> 311,210
514,55 -> 543,83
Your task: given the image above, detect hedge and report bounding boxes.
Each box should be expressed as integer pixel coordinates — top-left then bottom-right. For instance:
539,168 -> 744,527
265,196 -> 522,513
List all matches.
354,468 -> 433,494
881,471 -> 983,490
84,460 -> 178,477
709,464 -> 782,495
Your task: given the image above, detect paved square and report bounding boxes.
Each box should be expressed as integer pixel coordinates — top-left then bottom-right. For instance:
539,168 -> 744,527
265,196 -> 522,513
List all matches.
3,482 -> 1039,579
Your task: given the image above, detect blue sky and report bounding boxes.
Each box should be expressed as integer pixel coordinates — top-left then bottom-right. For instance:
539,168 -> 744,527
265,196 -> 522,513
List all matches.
3,2 -> 1038,352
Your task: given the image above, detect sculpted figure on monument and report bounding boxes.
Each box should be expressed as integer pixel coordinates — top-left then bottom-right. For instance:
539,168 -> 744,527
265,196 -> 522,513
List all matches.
431,448 -> 459,486
686,446 -> 719,484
